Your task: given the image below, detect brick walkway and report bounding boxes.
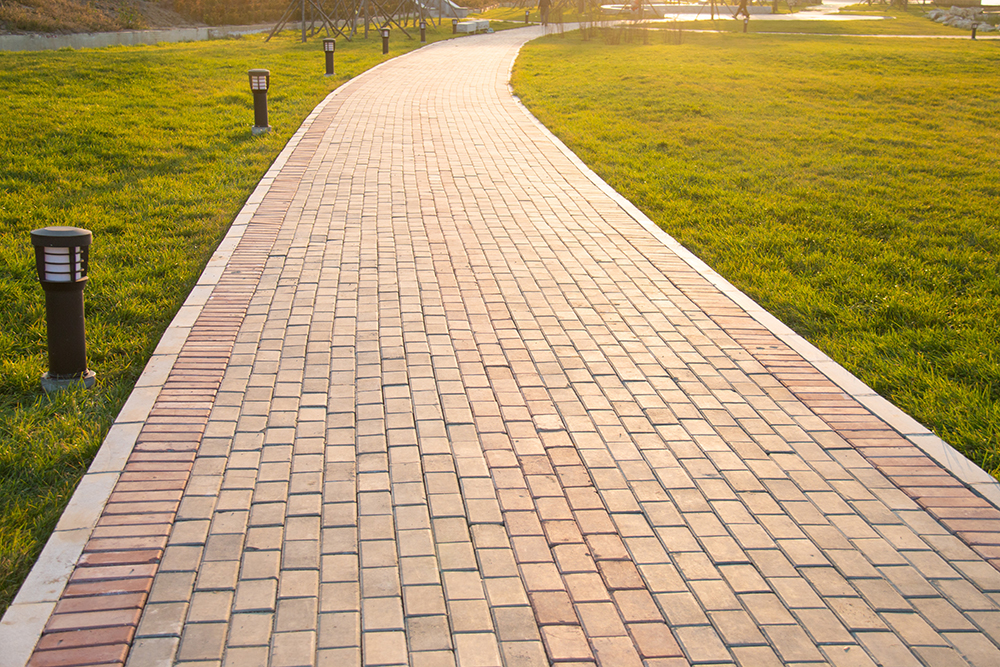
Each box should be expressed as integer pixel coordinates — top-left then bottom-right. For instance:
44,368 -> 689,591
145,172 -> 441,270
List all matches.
14,27 -> 1000,667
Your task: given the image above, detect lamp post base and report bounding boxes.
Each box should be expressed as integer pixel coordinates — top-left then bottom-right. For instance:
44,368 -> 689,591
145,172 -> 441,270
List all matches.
252,125 -> 272,136
41,370 -> 96,394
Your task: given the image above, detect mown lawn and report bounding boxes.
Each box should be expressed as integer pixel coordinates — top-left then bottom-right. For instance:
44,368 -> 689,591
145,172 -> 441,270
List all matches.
476,3 -> 988,36
512,32 -> 1000,475
681,5 -> 994,35
0,25 -> 452,616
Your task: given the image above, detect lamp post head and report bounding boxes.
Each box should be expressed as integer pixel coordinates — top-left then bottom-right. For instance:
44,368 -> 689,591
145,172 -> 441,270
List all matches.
324,38 -> 336,52
30,226 -> 92,285
249,69 -> 270,92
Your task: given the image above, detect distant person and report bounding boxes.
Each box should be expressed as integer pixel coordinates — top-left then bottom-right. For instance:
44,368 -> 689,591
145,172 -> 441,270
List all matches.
733,0 -> 750,18
539,0 -> 551,25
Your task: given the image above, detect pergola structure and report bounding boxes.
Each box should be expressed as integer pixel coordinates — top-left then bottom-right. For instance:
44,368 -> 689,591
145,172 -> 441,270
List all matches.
267,0 -> 469,41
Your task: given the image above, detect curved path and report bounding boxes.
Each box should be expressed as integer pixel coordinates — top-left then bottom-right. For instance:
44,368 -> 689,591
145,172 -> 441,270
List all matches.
8,26 -> 1000,667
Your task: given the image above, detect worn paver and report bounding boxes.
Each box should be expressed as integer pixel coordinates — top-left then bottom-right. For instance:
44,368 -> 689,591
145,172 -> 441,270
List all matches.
8,25 -> 1000,667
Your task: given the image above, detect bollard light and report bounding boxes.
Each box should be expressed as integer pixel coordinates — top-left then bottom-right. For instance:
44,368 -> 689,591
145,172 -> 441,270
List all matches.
420,20 -> 427,43
971,22 -> 977,39
743,16 -> 749,32
248,69 -> 271,135
452,18 -> 458,34
323,38 -> 336,75
381,27 -> 390,54
525,9 -> 530,23
30,226 -> 96,392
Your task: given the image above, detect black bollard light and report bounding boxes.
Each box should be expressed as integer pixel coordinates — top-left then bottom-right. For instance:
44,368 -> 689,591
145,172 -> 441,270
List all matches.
248,69 -> 271,135
743,16 -> 749,32
525,9 -> 530,23
420,20 -> 427,43
452,18 -> 458,34
381,27 -> 390,54
323,38 -> 336,75
971,22 -> 977,39
31,227 -> 96,393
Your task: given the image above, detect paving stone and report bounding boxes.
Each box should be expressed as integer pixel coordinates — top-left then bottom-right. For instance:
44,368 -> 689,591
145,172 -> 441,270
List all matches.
492,606 -> 542,642
317,611 -> 360,649
731,645 -> 784,667
227,613 -> 274,647
176,622 -> 227,662
222,646 -> 268,667
539,625 -> 594,662
187,591 -> 233,624
362,630 -> 407,666
674,624 -> 731,663
762,624 -> 825,662
124,636 -> 181,667
944,631 -> 1000,666
654,592 -> 710,626
855,631 -> 923,667
276,597 -> 318,633
819,644 -> 879,667
134,602 -> 188,639
709,610 -> 766,646
628,622 -> 684,658
272,630 -> 316,667
234,579 -> 277,613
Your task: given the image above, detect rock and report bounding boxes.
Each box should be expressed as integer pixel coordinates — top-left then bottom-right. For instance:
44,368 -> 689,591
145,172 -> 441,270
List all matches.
928,6 -> 993,30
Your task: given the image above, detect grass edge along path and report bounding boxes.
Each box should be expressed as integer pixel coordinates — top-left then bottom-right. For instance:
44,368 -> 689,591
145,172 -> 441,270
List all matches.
679,5 -> 996,36
511,31 -> 1000,479
0,25 -> 462,616
475,4 -> 995,36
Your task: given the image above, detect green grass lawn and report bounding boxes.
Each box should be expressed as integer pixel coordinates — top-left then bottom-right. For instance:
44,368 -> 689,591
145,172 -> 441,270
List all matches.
677,5 -> 991,35
512,32 -> 1000,476
0,24 -> 454,616
476,3 -> 988,36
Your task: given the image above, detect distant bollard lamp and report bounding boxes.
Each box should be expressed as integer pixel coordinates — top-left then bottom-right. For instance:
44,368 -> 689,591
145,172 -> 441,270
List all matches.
248,69 -> 271,135
525,9 -> 530,23
30,226 -> 96,393
452,18 -> 458,33
743,16 -> 749,32
381,27 -> 390,54
420,20 -> 427,43
323,38 -> 336,75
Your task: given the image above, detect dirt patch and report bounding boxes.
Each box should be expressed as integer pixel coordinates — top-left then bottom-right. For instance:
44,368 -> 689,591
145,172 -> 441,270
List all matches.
0,0 -> 201,35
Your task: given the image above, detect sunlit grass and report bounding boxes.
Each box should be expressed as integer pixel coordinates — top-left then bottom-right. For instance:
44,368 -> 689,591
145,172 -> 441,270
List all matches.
513,32 -> 1000,477
0,25 -> 454,615
677,5 -> 986,35
476,2 -> 986,35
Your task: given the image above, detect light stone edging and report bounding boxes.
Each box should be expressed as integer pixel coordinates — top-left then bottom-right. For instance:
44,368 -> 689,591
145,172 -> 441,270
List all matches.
504,31 -> 1000,510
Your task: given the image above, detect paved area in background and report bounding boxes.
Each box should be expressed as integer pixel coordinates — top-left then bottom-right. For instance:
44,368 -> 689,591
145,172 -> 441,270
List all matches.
16,26 -> 1000,667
